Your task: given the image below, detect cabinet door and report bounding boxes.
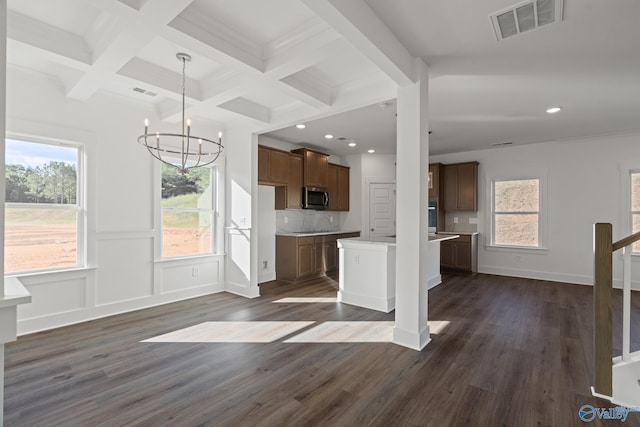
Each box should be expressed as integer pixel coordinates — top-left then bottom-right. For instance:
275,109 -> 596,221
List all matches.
324,242 -> 337,272
443,164 -> 458,211
306,150 -> 329,188
327,164 -> 339,210
440,241 -> 456,269
269,150 -> 290,184
297,244 -> 315,278
288,155 -> 303,208
457,163 -> 477,211
258,146 -> 270,183
454,242 -> 472,270
337,166 -> 350,211
429,163 -> 440,200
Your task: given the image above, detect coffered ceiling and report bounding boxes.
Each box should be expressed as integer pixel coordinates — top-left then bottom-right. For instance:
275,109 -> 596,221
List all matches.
7,0 -> 640,157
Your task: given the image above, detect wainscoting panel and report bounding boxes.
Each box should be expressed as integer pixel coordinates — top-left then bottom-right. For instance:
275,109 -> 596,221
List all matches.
17,277 -> 86,320
96,237 -> 154,306
160,256 -> 223,294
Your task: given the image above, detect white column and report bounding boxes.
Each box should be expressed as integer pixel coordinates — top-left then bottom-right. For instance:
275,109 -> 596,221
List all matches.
224,129 -> 260,298
0,343 -> 4,426
393,59 -> 430,350
0,0 -> 6,298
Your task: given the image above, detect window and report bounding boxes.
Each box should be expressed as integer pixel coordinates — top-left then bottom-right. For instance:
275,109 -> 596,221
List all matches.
161,164 -> 214,258
5,139 -> 83,273
631,171 -> 640,253
491,178 -> 541,247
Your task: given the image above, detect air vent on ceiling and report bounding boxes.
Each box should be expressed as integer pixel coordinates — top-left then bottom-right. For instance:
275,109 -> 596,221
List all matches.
492,141 -> 513,147
132,87 -> 157,97
490,0 -> 563,41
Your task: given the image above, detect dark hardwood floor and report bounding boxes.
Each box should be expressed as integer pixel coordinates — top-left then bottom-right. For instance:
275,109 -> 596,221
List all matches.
4,274 -> 640,426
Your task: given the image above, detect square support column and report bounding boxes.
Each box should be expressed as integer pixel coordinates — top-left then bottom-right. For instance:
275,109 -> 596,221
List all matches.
393,59 -> 430,350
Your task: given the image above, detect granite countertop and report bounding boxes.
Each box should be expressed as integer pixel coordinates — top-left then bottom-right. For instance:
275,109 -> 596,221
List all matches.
276,230 -> 361,237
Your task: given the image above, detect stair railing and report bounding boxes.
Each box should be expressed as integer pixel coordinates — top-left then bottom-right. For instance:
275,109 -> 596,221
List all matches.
593,223 -> 640,397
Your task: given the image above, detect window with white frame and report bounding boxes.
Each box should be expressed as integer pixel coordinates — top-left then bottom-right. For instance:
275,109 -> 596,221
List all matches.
5,138 -> 84,273
161,164 -> 214,258
631,171 -> 640,253
491,178 -> 542,247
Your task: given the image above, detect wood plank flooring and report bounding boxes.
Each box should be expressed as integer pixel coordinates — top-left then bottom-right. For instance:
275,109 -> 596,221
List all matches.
4,274 -> 640,427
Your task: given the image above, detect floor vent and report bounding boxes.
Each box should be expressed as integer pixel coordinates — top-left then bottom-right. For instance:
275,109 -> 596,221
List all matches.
132,87 -> 157,97
490,0 -> 563,41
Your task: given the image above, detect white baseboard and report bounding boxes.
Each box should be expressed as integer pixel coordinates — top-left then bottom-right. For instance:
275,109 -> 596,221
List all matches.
338,290 -> 394,313
258,271 -> 276,284
392,325 -> 431,351
225,281 -> 260,298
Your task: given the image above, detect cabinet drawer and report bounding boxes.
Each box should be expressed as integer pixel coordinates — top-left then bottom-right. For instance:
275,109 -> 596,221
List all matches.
315,235 -> 338,244
298,236 -> 315,246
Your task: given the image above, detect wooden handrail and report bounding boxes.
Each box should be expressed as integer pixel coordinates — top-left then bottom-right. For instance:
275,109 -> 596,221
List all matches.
593,223 -> 613,397
613,230 -> 640,252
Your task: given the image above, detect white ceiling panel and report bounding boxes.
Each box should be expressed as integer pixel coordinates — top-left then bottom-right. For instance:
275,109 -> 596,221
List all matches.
7,0 -> 102,37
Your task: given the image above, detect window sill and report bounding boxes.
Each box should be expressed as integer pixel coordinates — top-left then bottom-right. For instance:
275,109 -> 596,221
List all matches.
485,245 -> 548,254
5,266 -> 96,279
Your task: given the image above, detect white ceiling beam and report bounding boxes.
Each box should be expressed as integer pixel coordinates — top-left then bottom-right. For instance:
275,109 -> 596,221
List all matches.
302,0 -> 415,86
66,0 -> 195,101
6,11 -> 92,70
218,97 -> 271,124
167,7 -> 264,73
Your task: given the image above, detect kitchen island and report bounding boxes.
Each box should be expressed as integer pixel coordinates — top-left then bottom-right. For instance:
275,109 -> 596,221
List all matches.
336,234 -> 458,312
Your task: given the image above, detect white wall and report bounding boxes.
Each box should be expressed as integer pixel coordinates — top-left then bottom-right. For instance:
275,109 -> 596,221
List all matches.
257,185 -> 276,283
431,133 -> 640,290
7,68 -> 226,334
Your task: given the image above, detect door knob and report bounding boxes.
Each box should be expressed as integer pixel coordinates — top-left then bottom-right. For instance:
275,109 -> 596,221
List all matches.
371,228 -> 374,231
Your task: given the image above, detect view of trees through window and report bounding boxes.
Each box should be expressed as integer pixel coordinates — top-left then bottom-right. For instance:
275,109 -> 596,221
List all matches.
493,179 -> 540,247
4,139 -> 80,273
161,164 -> 213,257
632,172 -> 640,252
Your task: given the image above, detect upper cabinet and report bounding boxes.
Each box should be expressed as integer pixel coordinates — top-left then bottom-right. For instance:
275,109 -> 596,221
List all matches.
258,145 -> 290,185
428,163 -> 443,201
328,163 -> 350,211
444,161 -> 479,211
275,153 -> 303,210
292,148 -> 329,188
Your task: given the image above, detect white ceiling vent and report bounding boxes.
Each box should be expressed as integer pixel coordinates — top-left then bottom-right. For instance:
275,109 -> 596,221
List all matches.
490,0 -> 563,41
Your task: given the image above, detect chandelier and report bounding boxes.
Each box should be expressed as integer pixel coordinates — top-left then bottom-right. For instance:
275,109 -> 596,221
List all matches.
138,53 -> 223,175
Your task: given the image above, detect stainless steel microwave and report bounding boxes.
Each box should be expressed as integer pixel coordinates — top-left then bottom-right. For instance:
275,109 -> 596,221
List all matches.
303,187 -> 329,210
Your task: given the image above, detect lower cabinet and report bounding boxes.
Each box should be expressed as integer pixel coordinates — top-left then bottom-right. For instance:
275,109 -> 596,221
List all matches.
440,234 -> 478,274
276,232 -> 360,282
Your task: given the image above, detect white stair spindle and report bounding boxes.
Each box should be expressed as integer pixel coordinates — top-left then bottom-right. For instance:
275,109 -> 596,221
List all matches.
622,245 -> 631,361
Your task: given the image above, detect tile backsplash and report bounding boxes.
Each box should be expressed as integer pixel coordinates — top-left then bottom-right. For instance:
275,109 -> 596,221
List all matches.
276,210 -> 345,233
443,212 -> 478,233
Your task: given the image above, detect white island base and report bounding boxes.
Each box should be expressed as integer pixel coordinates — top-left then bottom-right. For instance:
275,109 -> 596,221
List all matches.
337,235 -> 457,313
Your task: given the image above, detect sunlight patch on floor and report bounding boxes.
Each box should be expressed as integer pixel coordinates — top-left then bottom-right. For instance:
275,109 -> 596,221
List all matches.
142,321 -> 314,343
284,321 -> 394,343
141,320 -> 451,344
272,297 -> 338,303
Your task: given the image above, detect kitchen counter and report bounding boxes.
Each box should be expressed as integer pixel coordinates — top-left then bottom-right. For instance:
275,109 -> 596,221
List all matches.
438,231 -> 479,236
276,230 -> 361,237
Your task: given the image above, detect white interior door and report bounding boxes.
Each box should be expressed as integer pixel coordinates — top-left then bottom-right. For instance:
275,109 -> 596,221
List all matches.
369,183 -> 396,241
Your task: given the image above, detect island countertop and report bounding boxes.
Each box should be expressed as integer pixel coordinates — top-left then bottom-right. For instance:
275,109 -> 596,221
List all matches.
337,233 -> 460,246
276,230 -> 361,237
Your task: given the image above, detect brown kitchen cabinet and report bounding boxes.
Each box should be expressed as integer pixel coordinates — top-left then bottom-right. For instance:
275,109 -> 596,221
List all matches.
443,161 -> 479,211
440,234 -> 478,274
275,153 -> 303,210
258,145 -> 290,185
292,148 -> 329,188
328,163 -> 350,211
428,163 -> 443,201
276,232 -> 360,283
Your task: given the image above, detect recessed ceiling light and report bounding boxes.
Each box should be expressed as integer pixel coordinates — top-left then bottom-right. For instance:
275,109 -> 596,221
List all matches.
368,149 -> 375,153
546,107 -> 562,114
325,134 -> 333,139
348,142 -> 356,147
296,124 -> 306,129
